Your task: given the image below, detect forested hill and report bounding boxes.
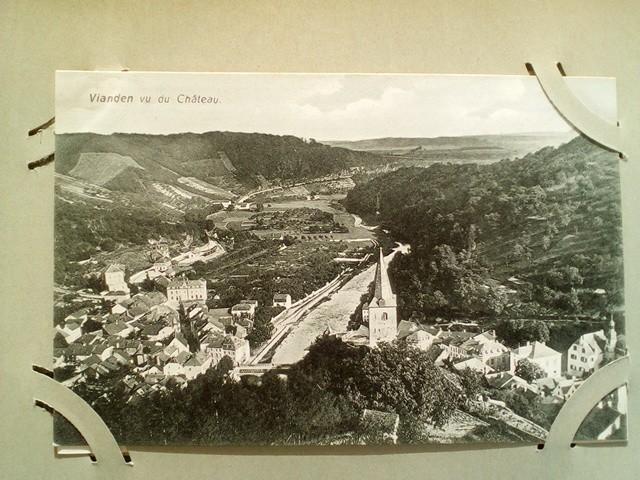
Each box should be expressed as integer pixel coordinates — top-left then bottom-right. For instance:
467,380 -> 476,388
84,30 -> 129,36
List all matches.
344,136 -> 624,319
56,132 -> 382,186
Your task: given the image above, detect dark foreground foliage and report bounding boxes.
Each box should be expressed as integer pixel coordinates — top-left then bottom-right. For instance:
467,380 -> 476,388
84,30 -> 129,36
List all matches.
56,337 -> 470,446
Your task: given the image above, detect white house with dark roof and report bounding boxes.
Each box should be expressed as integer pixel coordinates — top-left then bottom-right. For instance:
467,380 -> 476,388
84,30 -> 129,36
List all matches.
184,353 -> 213,380
222,335 -> 250,365
513,341 -> 562,378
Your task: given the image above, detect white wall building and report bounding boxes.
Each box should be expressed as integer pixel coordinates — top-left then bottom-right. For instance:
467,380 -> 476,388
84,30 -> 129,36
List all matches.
567,330 -> 607,377
166,278 -> 207,302
104,264 -> 130,293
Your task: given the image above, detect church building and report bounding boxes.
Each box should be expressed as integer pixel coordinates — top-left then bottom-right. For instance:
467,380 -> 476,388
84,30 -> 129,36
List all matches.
362,248 -> 398,347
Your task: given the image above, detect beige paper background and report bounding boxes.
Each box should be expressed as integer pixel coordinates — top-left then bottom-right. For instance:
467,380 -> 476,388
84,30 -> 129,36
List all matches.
1,1 -> 638,479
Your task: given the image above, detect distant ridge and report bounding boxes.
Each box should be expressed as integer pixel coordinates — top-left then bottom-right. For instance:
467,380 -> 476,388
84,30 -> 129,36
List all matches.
322,132 -> 577,161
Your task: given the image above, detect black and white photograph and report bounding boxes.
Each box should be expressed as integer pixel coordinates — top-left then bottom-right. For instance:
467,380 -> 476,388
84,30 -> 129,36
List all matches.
53,71 -> 626,446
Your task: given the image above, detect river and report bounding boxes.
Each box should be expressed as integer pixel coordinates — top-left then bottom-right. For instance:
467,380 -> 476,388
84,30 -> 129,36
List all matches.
270,243 -> 409,364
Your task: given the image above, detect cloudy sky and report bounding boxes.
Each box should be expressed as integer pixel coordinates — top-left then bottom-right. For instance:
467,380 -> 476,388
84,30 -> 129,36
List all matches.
56,72 -> 616,141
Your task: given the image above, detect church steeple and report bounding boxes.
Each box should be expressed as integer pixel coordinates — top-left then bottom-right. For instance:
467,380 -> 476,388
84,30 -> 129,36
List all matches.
605,313 -> 617,361
371,248 -> 395,307
364,248 -> 398,347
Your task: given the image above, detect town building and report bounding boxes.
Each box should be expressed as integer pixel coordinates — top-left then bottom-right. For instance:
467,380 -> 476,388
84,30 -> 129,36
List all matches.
166,277 -> 207,302
460,331 -> 514,373
363,249 -> 397,347
104,264 -> 130,294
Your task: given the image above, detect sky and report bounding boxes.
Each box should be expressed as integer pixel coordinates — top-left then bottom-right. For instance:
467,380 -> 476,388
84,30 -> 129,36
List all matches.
56,72 -> 616,141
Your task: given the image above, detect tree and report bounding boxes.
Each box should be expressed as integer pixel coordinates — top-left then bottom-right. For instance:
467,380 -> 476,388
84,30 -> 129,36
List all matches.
246,321 -> 274,349
140,274 -> 156,292
456,367 -> 483,402
496,320 -> 550,348
515,359 -> 546,382
356,343 -> 462,426
216,355 -> 236,376
53,332 -> 68,348
81,318 -> 103,334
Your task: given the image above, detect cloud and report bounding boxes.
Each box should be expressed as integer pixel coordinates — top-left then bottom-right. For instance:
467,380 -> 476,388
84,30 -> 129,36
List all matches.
57,72 -> 615,139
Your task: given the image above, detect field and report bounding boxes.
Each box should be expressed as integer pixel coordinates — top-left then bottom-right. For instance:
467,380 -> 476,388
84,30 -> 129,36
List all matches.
207,195 -> 377,242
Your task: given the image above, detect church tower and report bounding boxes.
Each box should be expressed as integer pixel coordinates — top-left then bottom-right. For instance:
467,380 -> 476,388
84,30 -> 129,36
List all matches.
604,313 -> 617,362
363,248 -> 397,347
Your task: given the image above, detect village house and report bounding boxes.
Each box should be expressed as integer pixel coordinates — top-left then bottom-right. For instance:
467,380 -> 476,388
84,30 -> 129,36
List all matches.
164,334 -> 190,358
102,322 -> 133,339
222,335 -> 251,365
64,308 -> 91,324
231,302 -> 257,319
576,385 -> 627,440
183,353 -> 213,380
453,357 -> 495,375
567,318 -> 617,377
406,330 -> 438,351
201,335 -> 227,364
62,343 -> 93,363
201,333 -> 250,366
163,360 -> 185,377
55,322 -> 83,344
436,331 -> 476,362
272,293 -> 292,309
460,331 -> 514,373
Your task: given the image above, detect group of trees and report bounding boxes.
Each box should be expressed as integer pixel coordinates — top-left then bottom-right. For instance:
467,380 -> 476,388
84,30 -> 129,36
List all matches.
245,306 -> 282,349
56,336 -> 475,446
249,207 -> 348,234
344,136 -> 624,320
495,319 -> 550,348
200,245 -> 345,311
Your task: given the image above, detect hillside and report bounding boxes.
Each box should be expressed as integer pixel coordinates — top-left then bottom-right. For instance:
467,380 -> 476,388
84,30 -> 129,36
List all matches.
68,152 -> 145,186
56,132 -> 382,189
344,135 -> 623,320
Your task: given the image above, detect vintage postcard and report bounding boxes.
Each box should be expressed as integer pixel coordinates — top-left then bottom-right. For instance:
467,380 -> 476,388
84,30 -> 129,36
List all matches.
54,72 -> 626,446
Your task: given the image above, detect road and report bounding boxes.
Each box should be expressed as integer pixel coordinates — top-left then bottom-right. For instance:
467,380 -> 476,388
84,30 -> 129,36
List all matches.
236,174 -> 354,204
54,286 -> 102,300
